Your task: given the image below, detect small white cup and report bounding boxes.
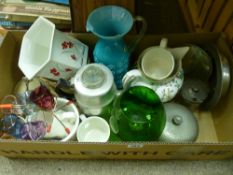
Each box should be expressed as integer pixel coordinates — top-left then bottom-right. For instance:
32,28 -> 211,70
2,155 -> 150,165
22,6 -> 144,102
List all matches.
140,38 -> 175,81
18,16 -> 88,80
77,114 -> 110,142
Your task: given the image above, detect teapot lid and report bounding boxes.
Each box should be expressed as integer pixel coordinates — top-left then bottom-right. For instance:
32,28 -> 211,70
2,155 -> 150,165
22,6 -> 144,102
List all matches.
181,79 -> 209,104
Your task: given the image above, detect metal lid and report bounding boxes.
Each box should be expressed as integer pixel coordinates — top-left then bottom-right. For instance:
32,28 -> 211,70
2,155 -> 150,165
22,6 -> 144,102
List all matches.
181,79 -> 209,104
74,63 -> 116,106
159,102 -> 199,142
81,64 -> 105,89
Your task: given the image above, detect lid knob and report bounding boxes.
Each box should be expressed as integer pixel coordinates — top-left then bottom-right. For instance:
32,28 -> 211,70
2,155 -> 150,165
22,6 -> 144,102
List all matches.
172,115 -> 183,125
81,65 -> 105,89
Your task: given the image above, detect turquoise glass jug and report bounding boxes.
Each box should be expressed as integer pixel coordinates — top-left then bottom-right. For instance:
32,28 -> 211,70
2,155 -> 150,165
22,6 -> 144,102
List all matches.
86,5 -> 147,88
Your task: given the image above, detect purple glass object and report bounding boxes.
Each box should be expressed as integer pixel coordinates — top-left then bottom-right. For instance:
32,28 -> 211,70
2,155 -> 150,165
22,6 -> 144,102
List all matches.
20,121 -> 47,140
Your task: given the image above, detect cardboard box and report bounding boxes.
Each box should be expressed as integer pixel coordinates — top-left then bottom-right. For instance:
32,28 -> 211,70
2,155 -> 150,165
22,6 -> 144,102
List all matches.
0,31 -> 233,160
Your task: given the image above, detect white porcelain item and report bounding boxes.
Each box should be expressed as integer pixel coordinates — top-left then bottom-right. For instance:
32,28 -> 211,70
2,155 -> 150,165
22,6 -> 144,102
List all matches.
44,97 -> 80,142
152,69 -> 184,102
159,102 -> 199,142
122,69 -> 184,102
140,38 -> 175,81
77,114 -> 110,142
18,16 -> 88,80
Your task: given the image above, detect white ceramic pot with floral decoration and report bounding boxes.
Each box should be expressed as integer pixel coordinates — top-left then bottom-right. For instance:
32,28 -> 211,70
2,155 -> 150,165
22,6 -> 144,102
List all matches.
122,44 -> 189,102
18,16 -> 88,80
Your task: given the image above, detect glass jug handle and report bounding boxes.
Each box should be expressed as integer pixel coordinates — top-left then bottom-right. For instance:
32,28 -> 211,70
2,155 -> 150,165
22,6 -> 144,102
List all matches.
109,91 -> 122,134
128,16 -> 147,53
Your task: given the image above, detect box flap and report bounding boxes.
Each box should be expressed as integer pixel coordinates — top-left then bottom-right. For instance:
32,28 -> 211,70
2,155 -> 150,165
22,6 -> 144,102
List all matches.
0,28 -> 8,46
0,140 -> 233,159
0,30 -> 23,101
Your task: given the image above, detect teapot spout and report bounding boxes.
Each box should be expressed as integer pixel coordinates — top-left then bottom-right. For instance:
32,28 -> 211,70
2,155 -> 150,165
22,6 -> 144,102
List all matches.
169,46 -> 190,61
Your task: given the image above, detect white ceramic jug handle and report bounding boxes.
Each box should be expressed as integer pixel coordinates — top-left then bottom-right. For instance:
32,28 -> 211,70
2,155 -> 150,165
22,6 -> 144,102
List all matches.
159,38 -> 168,48
128,16 -> 147,53
122,69 -> 142,89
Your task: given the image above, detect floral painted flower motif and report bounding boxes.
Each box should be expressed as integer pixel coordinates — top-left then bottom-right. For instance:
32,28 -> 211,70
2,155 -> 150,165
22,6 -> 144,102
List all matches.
62,41 -> 68,49
50,68 -> 57,73
53,72 -> 60,76
154,70 -> 184,102
70,54 -> 77,61
67,41 -> 73,48
65,68 -> 72,72
61,41 -> 74,49
50,68 -> 60,77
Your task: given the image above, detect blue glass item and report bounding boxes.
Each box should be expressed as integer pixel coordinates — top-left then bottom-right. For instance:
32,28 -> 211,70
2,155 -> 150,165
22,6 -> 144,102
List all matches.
0,114 -> 25,139
86,5 -> 147,88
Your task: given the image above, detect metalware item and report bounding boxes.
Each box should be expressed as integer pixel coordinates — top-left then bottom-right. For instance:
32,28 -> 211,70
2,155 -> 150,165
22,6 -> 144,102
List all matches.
200,44 -> 231,110
181,79 -> 209,108
74,63 -> 117,118
182,45 -> 213,81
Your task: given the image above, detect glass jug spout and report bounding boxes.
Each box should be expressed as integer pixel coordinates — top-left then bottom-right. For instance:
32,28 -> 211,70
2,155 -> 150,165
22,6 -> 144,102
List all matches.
86,5 -> 134,39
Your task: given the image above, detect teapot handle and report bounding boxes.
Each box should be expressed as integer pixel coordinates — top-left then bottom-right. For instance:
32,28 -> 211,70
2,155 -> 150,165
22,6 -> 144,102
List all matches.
128,16 -> 147,53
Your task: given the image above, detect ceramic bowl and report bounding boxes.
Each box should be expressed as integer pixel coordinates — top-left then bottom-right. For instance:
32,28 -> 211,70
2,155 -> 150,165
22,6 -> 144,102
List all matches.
159,102 -> 199,142
44,97 -> 80,142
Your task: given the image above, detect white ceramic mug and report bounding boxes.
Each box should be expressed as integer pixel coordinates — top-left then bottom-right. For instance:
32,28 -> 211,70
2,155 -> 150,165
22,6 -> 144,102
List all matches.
18,16 -> 88,80
77,114 -> 110,142
139,38 -> 175,81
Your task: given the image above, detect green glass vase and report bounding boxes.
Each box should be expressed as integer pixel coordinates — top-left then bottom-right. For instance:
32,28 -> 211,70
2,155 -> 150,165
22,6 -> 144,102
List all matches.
111,86 -> 166,141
